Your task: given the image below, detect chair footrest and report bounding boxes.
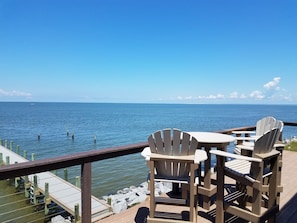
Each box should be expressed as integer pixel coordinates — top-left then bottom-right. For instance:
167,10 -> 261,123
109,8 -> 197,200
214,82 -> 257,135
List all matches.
155,197 -> 187,206
224,191 -> 245,204
154,212 -> 184,221
206,209 -> 241,223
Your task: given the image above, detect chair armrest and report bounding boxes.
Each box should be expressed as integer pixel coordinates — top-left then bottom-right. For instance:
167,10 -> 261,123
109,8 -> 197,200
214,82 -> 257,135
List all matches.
274,143 -> 285,148
210,150 -> 262,162
236,144 -> 254,151
194,150 -> 208,164
149,153 -> 196,162
254,149 -> 280,160
232,130 -> 256,135
235,135 -> 259,141
141,147 -> 151,160
143,149 -> 207,164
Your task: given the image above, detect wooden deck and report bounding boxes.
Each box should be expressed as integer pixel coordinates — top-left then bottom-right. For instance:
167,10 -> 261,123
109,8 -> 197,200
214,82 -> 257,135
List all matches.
97,149 -> 297,223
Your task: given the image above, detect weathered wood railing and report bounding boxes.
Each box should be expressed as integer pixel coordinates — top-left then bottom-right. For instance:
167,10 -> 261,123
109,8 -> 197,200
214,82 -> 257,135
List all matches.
0,122 -> 296,222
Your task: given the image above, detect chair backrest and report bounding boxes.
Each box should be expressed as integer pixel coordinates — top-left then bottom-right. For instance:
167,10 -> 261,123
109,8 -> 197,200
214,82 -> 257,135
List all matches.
253,128 -> 280,154
273,120 -> 284,142
255,116 -> 277,136
148,128 -> 198,179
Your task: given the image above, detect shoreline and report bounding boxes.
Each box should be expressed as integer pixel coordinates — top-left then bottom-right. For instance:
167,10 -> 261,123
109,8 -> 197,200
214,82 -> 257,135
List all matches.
101,181 -> 172,214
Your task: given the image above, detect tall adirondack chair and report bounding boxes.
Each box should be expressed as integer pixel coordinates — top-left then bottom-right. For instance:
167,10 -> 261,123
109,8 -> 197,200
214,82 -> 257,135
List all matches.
141,128 -> 207,223
233,116 -> 278,155
235,120 -> 284,154
234,120 -> 284,205
210,128 -> 281,223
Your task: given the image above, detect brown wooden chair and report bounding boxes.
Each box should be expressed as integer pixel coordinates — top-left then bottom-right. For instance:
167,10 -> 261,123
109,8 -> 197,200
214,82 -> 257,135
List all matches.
142,128 -> 207,223
233,116 -> 277,154
234,120 -> 284,205
211,128 -> 281,223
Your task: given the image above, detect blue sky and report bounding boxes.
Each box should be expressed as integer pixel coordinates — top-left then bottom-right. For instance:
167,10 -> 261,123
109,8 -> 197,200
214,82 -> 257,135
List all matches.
0,1 -> 296,104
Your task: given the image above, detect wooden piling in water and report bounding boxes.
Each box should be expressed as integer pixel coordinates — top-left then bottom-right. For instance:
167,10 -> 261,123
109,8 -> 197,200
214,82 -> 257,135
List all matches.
44,182 -> 51,215
76,176 -> 81,188
25,176 -> 30,198
74,203 -> 81,223
64,168 -> 68,181
6,156 -> 10,165
16,145 -> 20,155
33,175 -> 39,205
14,161 -> 20,189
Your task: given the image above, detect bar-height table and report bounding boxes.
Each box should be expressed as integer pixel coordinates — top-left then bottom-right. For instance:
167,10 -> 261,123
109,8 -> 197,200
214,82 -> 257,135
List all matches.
188,132 -> 235,210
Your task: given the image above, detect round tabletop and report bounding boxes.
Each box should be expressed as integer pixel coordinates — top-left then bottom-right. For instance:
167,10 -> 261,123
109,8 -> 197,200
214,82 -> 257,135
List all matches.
187,131 -> 235,144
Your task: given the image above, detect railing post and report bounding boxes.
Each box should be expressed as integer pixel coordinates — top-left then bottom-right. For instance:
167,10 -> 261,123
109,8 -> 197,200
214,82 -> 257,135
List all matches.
81,162 -> 92,223
76,176 -> 81,188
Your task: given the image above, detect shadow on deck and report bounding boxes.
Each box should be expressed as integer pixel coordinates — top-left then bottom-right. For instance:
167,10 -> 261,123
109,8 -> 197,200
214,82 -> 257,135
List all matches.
277,193 -> 297,223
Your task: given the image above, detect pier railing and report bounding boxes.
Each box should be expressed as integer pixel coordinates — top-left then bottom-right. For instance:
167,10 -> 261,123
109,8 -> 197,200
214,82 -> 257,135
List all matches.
0,122 -> 296,222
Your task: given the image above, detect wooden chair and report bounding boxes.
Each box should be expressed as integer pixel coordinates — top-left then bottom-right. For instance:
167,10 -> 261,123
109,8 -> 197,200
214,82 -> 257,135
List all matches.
233,116 -> 276,152
141,128 -> 207,223
234,120 -> 284,205
210,128 -> 281,223
235,120 -> 283,154
233,117 -> 278,155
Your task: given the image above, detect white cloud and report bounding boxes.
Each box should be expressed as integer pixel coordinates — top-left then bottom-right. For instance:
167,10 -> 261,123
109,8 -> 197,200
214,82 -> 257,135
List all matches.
0,89 -> 32,97
229,92 -> 247,99
264,77 -> 281,90
229,91 -> 238,98
177,96 -> 194,100
168,76 -> 292,103
207,94 -> 225,99
249,90 -> 265,99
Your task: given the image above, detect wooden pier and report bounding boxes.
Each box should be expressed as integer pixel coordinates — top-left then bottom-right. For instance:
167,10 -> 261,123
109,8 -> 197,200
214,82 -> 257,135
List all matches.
0,144 -> 112,222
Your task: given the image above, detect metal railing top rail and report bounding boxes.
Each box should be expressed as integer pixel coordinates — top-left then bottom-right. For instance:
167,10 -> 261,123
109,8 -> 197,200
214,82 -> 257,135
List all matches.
0,141 -> 148,180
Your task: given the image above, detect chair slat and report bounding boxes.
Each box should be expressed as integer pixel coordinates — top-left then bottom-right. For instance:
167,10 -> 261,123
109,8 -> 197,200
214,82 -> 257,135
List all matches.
172,129 -> 181,155
163,129 -> 172,155
154,131 -> 164,154
181,132 -> 190,156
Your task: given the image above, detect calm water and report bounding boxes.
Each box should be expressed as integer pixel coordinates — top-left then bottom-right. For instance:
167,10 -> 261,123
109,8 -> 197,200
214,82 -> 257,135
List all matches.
1,103 -> 297,196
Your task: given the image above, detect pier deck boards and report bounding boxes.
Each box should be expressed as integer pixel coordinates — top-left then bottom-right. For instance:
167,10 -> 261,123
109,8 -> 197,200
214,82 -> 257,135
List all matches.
0,145 -> 112,222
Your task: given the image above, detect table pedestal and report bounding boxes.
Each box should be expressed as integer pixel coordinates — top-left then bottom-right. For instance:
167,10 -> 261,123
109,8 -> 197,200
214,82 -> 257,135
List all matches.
188,132 -> 235,210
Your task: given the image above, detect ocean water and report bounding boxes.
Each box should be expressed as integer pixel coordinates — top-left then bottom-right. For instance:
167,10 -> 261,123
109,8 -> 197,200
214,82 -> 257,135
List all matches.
1,102 -> 297,199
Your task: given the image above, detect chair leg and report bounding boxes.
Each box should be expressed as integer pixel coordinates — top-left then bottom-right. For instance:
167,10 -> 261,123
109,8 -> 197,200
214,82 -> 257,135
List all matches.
149,163 -> 155,218
181,184 -> 188,199
215,156 -> 225,223
190,164 -> 200,222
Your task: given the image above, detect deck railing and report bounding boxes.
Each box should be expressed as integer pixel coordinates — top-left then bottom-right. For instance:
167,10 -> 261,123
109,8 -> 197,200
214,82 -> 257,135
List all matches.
0,122 -> 296,222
